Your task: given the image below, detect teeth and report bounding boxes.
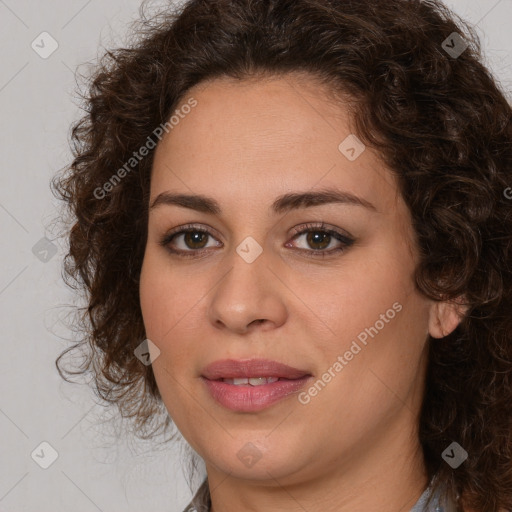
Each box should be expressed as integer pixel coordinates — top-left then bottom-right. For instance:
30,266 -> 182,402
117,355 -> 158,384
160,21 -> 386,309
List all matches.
249,377 -> 277,385
248,377 -> 266,386
223,377 -> 280,386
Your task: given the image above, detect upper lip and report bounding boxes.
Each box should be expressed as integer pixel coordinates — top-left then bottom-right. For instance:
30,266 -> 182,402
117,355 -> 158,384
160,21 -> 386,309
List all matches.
201,358 -> 311,380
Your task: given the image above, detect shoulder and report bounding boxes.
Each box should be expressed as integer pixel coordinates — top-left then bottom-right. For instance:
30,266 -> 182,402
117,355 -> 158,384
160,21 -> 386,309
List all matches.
181,479 -> 210,512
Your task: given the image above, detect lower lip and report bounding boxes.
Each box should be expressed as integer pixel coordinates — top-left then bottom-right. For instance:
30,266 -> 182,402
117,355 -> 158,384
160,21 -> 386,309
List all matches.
201,376 -> 312,412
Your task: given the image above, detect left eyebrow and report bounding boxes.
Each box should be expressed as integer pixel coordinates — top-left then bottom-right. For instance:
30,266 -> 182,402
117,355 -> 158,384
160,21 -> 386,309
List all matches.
149,187 -> 378,215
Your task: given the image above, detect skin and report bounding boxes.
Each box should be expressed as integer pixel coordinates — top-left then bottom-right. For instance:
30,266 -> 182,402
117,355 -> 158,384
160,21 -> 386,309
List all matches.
139,72 -> 466,512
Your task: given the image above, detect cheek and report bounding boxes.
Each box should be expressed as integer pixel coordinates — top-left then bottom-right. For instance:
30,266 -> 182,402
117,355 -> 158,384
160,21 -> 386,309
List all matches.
139,252 -> 181,342
139,251 -> 210,368
303,241 -> 430,407
139,255 -> 199,415
300,296 -> 429,451
303,252 -> 415,355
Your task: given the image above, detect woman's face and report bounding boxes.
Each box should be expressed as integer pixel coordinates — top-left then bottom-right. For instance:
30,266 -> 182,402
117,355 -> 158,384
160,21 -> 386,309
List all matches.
139,74 -> 456,488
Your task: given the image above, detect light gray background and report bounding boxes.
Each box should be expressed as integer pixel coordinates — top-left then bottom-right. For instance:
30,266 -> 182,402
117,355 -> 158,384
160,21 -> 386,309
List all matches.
0,1 -> 510,511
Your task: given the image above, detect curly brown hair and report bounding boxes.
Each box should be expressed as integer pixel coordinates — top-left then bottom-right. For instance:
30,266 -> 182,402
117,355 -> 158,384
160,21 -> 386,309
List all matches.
52,0 -> 512,509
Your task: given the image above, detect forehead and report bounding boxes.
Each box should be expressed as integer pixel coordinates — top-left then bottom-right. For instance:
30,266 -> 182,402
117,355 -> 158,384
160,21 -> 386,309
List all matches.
150,73 -> 401,216
163,73 -> 354,155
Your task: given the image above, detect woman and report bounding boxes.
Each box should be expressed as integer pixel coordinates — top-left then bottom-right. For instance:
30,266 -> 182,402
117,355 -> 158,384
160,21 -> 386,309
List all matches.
53,0 -> 512,510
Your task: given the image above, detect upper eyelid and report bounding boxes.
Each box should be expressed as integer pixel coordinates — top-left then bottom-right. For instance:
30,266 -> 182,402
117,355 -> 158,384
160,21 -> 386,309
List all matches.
165,223 -> 221,241
160,224 -> 354,261
163,222 -> 353,246
289,222 -> 352,239
165,222 -> 347,235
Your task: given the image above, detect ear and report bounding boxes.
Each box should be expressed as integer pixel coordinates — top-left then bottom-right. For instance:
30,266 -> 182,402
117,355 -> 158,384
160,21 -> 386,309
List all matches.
428,297 -> 469,339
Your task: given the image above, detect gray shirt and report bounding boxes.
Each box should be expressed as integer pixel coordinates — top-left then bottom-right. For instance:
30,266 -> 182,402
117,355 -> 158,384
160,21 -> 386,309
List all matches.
182,478 -> 460,512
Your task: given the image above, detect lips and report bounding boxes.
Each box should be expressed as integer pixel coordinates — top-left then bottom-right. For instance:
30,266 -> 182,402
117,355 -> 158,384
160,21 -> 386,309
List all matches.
200,358 -> 313,412
201,358 -> 311,380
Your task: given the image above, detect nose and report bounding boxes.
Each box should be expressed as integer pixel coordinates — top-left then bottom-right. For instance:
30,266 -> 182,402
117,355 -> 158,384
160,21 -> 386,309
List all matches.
207,248 -> 287,335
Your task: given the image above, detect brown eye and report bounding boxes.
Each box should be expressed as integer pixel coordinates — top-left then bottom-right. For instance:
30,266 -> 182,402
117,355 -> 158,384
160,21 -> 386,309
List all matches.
182,231 -> 209,250
160,225 -> 222,257
304,231 -> 332,250
288,223 -> 355,257
160,222 -> 354,259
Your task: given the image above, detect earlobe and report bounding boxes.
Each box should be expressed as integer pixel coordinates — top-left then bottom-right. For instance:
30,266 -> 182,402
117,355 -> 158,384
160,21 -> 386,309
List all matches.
428,298 -> 469,339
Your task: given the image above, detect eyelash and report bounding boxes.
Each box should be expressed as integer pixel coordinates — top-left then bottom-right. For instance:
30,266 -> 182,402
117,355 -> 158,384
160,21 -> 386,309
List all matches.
159,222 -> 355,259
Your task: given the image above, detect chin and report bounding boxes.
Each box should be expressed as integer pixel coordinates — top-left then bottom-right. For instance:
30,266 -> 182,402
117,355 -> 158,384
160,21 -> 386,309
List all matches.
200,435 -> 311,483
